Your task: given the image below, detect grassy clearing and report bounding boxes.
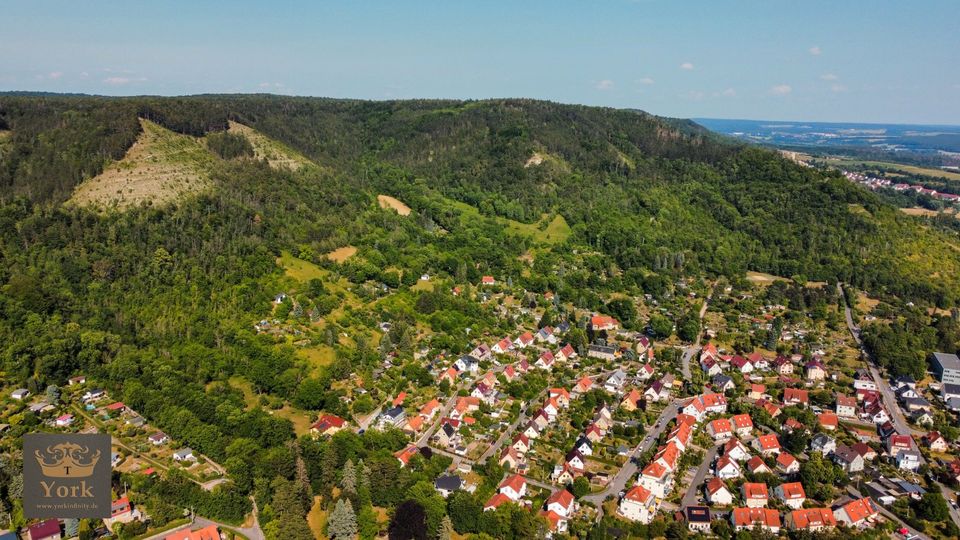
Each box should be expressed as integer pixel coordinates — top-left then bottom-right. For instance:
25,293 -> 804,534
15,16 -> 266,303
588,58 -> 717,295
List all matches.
227,121 -> 313,171
377,194 -> 412,216
900,207 -> 940,217
71,119 -> 215,210
307,496 -> 328,538
278,250 -> 328,282
228,376 -> 313,435
298,346 -> 336,369
443,197 -> 572,245
326,245 -> 357,263
746,271 -> 826,288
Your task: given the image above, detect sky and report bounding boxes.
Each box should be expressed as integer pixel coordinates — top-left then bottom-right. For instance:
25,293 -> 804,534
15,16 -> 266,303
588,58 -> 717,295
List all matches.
3,1 -> 959,124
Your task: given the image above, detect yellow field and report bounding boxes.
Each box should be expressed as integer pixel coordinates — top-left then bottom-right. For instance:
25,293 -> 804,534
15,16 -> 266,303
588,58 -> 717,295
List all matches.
378,194 -> 412,215
326,246 -> 357,263
70,119 -> 215,210
298,346 -> 336,369
307,496 -> 328,538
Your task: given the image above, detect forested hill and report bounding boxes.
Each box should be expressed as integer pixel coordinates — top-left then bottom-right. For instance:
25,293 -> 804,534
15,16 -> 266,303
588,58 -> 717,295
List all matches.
3,94 -> 959,306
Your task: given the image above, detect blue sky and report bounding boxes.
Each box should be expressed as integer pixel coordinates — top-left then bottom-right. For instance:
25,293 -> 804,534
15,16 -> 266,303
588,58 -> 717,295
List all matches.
3,1 -> 958,124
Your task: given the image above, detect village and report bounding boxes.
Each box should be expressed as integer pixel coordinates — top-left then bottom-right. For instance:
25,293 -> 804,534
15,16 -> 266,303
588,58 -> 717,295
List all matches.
4,269 -> 960,540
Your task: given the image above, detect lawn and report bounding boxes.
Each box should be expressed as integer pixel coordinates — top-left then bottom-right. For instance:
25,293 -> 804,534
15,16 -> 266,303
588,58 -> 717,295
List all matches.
443,196 -> 572,245
278,250 -> 328,282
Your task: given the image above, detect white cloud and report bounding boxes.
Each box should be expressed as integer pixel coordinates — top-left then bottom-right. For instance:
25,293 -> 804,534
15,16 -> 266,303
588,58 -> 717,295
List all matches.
831,83 -> 847,93
681,90 -> 705,101
638,77 -> 655,85
103,76 -> 146,85
48,71 -> 63,80
258,82 -> 285,89
719,88 -> 736,97
770,84 -> 792,95
680,62 -> 694,70
595,79 -> 615,90
820,73 -> 838,81
809,46 -> 822,56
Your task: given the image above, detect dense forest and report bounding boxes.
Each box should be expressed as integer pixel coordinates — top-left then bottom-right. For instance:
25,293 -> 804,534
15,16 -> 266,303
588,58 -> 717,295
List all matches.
2,94 -> 960,537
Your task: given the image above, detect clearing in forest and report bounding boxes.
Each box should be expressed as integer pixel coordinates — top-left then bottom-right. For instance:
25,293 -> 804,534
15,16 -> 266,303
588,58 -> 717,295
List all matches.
278,250 -> 328,282
227,120 -> 313,171
326,245 -> 357,263
70,119 -> 215,210
378,194 -> 412,215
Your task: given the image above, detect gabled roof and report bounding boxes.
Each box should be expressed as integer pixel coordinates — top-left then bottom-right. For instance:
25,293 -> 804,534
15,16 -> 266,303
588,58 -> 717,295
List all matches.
746,456 -> 770,473
731,414 -> 753,430
742,482 -> 768,499
623,484 -> 653,503
485,493 -> 512,509
706,477 -> 728,495
641,461 -> 669,480
838,497 -> 877,523
499,474 -> 527,493
783,388 -> 809,403
788,508 -> 836,529
546,489 -> 575,508
755,434 -> 780,450
731,507 -> 780,528
778,482 -> 805,500
777,452 -> 798,468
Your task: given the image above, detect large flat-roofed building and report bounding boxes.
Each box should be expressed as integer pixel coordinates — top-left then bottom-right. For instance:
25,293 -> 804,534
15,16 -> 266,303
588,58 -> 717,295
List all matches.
932,352 -> 960,385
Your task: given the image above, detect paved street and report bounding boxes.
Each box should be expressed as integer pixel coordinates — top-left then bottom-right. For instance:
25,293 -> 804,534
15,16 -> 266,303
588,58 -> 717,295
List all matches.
680,443 -> 719,508
582,400 -> 681,518
838,283 -> 922,437
681,291 -> 712,379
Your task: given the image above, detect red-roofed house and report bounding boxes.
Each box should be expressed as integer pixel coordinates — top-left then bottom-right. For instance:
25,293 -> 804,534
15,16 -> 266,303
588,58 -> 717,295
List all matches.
394,445 -> 419,468
774,482 -> 806,509
706,478 -> 733,505
833,498 -> 878,527
741,482 -> 769,508
731,507 -> 781,533
707,418 -> 733,441
545,489 -> 576,517
752,434 -> 781,455
619,485 -> 656,523
783,388 -> 809,407
498,474 -> 527,501
776,452 -> 799,474
591,315 -> 619,331
786,508 -> 836,532
818,412 -> 839,431
731,414 -> 753,437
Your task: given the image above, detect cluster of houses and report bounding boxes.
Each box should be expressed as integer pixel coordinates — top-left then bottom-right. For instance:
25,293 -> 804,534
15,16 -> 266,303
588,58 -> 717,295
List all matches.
700,343 -> 829,385
843,170 -> 960,203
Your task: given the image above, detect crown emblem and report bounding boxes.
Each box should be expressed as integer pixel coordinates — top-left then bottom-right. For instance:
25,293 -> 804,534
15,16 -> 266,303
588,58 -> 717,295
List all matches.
34,442 -> 100,478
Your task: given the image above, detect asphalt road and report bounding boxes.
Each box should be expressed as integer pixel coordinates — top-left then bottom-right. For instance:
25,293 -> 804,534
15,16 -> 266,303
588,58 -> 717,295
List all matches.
680,292 -> 712,379
680,443 -> 720,508
582,400 -> 681,517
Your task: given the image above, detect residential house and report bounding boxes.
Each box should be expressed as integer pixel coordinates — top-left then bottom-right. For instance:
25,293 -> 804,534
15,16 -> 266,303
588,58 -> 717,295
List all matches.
774,356 -> 794,375
173,448 -> 195,462
706,478 -> 733,505
573,436 -> 593,457
897,450 -> 922,471
746,456 -> 772,475
833,497 -> 878,528
730,356 -> 753,374
922,431 -> 948,452
810,434 -> 836,455
311,414 -> 347,437
492,338 -> 513,355
511,434 -> 530,454
499,446 -> 522,469
723,438 -> 751,462
26,520 -> 62,540
55,414 -> 73,427
587,344 -> 616,361
776,452 -> 800,474
818,412 -> 839,431
712,375 -> 735,393
715,455 -> 742,479
148,432 -> 169,446
741,482 -> 769,508
484,493 -> 513,512
731,414 -> 753,438
752,434 -> 782,456
686,506 -> 712,533
639,462 -> 673,498
549,388 -> 571,408
637,363 -> 655,381
748,384 -> 766,400
805,360 -> 827,381
68,375 -> 87,386
774,482 -> 806,509
377,407 -> 406,428
620,389 -> 643,411
783,388 -> 809,407
394,445 -> 419,468
419,399 -> 441,420
707,418 -> 734,441
604,369 -> 628,393
498,474 -> 527,501
545,489 -> 577,518
565,450 -> 587,473
619,485 -> 656,523
434,475 -> 463,498
557,343 -> 577,362
574,376 -> 594,394
836,395 -> 858,418
11,388 -> 30,400
731,507 -> 781,533
591,315 -> 619,332
886,434 -> 913,457
832,444 -> 865,473
785,508 -> 837,532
